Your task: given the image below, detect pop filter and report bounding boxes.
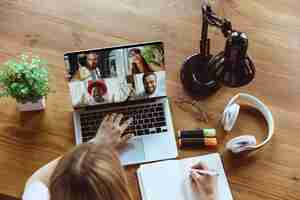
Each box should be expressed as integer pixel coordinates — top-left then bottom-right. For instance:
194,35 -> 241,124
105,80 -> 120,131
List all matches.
181,54 -> 220,97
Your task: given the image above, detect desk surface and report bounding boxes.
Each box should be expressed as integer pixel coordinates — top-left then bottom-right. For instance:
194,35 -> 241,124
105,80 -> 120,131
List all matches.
0,0 -> 300,199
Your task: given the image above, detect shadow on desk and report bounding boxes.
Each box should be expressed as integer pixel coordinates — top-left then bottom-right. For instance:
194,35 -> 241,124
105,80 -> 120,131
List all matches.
0,194 -> 19,200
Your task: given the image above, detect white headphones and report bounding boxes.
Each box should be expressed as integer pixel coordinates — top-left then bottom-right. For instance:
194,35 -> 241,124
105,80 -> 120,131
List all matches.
221,93 -> 274,154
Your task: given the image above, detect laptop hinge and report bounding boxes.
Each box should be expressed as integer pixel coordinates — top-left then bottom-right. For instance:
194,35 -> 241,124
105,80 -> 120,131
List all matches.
75,96 -> 167,112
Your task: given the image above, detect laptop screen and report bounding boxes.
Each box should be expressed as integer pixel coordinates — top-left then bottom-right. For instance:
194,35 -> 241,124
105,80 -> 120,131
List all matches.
64,42 -> 166,108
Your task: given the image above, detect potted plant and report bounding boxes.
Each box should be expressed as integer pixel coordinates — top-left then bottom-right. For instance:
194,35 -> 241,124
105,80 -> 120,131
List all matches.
0,54 -> 50,111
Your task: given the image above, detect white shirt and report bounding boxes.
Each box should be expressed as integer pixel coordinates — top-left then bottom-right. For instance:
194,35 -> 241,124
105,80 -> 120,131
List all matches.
79,66 -> 101,80
23,181 -> 49,200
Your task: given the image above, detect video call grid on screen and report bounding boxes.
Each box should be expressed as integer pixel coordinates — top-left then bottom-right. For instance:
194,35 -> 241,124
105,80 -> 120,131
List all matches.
64,42 -> 167,108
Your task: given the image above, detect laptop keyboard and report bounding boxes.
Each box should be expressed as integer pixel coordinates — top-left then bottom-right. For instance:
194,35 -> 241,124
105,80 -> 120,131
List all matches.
79,103 -> 168,142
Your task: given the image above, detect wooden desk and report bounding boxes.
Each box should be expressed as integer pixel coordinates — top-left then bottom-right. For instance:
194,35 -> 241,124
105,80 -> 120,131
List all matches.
0,0 -> 299,199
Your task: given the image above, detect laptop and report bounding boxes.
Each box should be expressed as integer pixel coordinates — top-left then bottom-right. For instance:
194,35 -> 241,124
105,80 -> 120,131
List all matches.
63,41 -> 178,165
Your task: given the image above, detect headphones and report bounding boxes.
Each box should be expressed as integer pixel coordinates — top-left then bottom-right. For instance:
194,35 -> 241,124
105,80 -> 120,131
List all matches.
221,93 -> 274,154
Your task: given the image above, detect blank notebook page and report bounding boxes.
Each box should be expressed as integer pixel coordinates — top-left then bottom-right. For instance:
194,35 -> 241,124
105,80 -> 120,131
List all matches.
137,153 -> 233,200
138,160 -> 187,200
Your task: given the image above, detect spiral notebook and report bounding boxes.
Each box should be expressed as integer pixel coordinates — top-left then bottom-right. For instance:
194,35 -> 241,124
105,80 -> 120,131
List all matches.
137,153 -> 233,200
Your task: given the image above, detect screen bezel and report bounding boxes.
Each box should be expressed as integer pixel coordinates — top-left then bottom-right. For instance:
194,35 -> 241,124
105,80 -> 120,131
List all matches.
64,41 -> 163,58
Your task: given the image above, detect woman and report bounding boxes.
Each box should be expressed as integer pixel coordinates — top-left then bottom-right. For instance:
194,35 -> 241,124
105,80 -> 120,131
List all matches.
129,48 -> 163,74
23,114 -> 217,200
87,80 -> 107,103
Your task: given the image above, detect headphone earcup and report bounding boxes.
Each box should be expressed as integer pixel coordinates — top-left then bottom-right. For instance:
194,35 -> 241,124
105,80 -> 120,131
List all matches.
222,103 -> 240,131
226,135 -> 257,154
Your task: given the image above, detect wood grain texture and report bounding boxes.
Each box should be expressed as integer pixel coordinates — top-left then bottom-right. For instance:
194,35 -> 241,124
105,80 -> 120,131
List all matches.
0,0 -> 300,199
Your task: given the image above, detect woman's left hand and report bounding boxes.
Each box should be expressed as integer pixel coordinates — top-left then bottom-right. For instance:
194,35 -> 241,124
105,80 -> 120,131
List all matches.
93,113 -> 133,149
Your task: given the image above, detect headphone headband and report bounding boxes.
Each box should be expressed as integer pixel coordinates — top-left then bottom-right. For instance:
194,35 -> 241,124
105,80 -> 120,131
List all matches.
224,93 -> 274,150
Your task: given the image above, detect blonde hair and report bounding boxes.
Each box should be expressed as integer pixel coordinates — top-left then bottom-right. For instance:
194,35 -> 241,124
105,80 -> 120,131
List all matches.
49,143 -> 133,200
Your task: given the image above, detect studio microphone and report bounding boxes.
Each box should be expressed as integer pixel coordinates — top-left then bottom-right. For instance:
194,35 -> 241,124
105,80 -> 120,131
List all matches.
209,31 -> 255,87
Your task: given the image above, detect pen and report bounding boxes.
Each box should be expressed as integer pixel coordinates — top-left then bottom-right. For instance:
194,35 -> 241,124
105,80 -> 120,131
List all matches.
190,169 -> 219,176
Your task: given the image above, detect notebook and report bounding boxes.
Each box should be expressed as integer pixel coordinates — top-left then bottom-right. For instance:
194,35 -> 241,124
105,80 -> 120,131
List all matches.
137,153 -> 233,200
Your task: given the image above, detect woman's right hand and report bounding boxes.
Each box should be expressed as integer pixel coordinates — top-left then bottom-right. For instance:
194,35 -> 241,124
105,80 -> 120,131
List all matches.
190,162 -> 218,200
93,113 -> 133,149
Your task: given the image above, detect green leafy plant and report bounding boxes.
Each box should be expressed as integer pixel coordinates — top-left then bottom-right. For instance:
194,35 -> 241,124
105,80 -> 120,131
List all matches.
0,54 -> 50,103
142,44 -> 164,67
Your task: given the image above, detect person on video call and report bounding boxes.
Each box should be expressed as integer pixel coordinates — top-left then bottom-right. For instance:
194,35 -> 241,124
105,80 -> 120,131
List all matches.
132,72 -> 162,100
70,53 -> 102,106
73,52 -> 102,81
87,81 -> 107,103
129,48 -> 163,74
22,113 -> 218,200
142,72 -> 158,97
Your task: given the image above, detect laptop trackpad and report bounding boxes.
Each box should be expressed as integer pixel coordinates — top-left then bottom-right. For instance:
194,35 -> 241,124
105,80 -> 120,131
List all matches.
119,137 -> 145,165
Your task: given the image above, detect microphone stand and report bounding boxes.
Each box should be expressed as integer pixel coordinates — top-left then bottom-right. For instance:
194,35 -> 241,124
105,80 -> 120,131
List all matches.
180,3 -> 255,97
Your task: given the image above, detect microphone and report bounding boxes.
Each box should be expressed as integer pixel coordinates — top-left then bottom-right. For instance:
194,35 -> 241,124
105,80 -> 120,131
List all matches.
209,31 -> 255,87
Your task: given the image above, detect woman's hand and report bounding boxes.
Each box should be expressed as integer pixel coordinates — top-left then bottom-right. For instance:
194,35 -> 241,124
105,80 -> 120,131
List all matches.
93,113 -> 133,149
190,162 -> 218,200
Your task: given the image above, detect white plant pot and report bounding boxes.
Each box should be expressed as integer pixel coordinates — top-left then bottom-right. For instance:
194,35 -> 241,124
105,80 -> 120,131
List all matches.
17,97 -> 46,111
